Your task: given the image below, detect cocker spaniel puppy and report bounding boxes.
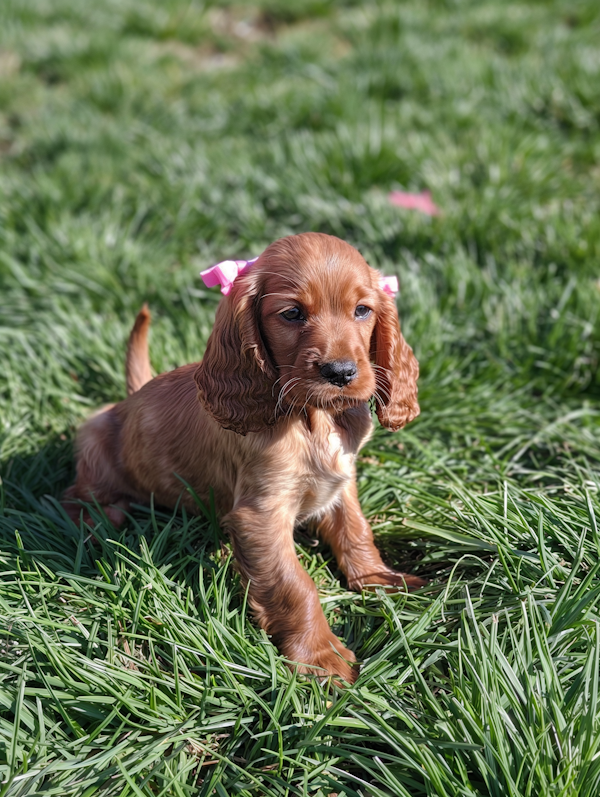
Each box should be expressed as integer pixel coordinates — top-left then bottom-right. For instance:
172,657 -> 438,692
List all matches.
64,232 -> 422,683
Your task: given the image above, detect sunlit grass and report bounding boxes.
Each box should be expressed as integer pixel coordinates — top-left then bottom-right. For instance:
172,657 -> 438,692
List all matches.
1,0 -> 599,794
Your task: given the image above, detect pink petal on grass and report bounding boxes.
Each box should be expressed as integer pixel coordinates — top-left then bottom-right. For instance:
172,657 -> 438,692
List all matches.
388,190 -> 439,216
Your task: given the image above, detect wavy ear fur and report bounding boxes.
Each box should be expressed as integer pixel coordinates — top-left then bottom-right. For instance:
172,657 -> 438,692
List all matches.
371,292 -> 419,431
194,275 -> 277,435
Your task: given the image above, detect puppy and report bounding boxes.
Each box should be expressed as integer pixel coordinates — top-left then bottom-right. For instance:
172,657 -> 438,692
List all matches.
64,232 -> 422,683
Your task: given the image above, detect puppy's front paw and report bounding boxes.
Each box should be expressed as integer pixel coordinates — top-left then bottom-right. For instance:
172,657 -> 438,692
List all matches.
348,569 -> 426,592
286,634 -> 358,685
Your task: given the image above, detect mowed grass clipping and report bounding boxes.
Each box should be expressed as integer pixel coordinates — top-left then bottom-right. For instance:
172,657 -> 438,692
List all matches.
1,0 -> 600,794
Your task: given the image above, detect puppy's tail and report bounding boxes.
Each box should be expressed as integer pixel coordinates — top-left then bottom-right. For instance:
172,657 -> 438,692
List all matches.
126,304 -> 153,396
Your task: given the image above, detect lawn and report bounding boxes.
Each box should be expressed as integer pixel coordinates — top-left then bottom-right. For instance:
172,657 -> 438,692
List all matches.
1,0 -> 600,794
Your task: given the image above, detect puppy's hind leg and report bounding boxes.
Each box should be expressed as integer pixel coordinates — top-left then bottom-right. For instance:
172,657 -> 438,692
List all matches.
63,406 -> 130,528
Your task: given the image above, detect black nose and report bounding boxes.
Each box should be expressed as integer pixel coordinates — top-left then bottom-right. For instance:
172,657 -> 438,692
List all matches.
319,360 -> 358,387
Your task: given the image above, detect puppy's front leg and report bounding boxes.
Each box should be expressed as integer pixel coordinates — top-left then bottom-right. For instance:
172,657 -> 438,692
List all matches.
316,480 -> 425,591
223,502 -> 357,683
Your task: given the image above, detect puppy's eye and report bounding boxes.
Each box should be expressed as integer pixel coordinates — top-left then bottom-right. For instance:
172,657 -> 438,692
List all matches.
280,307 -> 305,322
355,305 -> 372,319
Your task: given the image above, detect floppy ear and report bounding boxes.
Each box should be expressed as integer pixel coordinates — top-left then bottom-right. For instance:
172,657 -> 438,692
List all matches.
371,292 -> 419,431
194,276 -> 277,435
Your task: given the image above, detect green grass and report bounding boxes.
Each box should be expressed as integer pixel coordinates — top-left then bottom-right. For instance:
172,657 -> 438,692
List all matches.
1,0 -> 600,794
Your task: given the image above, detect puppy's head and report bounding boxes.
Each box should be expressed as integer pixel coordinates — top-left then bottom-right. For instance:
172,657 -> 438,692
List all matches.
194,233 -> 419,434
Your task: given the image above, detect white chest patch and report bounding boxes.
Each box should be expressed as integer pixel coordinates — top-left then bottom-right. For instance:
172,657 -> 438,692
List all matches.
327,431 -> 354,475
298,424 -> 356,520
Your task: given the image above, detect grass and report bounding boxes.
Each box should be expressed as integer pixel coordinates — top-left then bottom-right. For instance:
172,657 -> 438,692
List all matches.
1,0 -> 599,793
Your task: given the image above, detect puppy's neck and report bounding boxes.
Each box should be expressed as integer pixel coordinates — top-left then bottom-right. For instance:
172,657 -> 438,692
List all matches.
302,403 -> 372,445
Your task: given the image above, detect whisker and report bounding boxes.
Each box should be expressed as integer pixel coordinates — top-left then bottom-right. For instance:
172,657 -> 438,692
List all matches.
371,363 -> 394,379
277,379 -> 301,410
373,384 -> 391,402
285,394 -> 300,418
300,385 -> 326,415
271,368 -> 301,394
271,375 -> 285,393
299,390 -> 314,415
372,390 -> 389,410
275,377 -> 302,415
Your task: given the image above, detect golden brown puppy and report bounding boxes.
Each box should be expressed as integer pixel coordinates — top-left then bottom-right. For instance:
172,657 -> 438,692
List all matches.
64,232 -> 422,683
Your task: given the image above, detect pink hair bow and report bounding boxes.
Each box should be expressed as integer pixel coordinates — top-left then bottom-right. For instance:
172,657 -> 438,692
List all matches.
200,257 -> 258,296
380,276 -> 399,297
201,255 -> 399,299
